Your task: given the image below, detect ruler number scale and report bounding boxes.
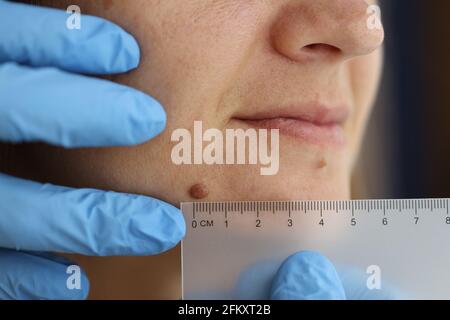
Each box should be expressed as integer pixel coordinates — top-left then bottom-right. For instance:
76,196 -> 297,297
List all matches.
185,199 -> 450,230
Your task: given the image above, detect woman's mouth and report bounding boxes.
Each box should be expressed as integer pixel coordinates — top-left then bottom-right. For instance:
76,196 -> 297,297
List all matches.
233,104 -> 350,147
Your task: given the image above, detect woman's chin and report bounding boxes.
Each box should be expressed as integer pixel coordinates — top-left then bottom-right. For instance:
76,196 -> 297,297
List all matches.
191,172 -> 350,202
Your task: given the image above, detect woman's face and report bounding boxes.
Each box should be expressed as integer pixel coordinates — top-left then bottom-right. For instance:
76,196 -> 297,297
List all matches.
30,0 -> 384,204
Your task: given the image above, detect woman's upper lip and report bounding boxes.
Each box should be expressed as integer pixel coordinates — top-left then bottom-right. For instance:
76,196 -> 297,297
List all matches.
233,103 -> 350,125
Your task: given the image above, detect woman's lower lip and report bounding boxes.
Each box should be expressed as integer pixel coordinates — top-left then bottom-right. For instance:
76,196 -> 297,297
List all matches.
235,118 -> 347,146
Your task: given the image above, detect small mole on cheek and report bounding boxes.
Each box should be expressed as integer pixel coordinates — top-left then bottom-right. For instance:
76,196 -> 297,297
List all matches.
317,158 -> 328,169
189,183 -> 209,200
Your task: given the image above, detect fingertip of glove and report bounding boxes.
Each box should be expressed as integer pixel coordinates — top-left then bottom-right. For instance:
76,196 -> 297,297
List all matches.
45,259 -> 91,300
0,251 -> 91,300
148,202 -> 187,253
110,27 -> 141,73
74,14 -> 141,74
63,270 -> 90,300
126,197 -> 186,256
285,251 -> 330,266
126,93 -> 167,145
270,251 -> 346,300
156,204 -> 187,253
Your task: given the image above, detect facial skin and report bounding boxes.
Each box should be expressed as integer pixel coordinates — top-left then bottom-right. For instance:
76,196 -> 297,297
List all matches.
3,0 -> 384,298
16,0 -> 384,203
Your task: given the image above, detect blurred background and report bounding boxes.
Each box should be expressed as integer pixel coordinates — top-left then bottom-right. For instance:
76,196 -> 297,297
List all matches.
353,0 -> 450,199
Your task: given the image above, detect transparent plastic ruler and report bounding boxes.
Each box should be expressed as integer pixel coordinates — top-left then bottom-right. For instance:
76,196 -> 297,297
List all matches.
181,199 -> 450,300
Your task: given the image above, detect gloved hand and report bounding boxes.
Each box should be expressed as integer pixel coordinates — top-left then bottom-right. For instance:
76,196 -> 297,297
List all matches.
270,251 -> 404,300
0,0 -> 185,299
270,251 -> 346,299
235,250 -> 403,300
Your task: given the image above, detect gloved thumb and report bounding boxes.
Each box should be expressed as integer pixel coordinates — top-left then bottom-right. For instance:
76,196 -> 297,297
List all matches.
270,251 -> 346,300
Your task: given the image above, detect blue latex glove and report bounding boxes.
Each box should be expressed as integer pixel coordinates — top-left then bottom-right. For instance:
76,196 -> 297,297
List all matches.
234,251 -> 403,299
270,251 -> 346,299
270,251 -> 404,300
0,0 -> 185,299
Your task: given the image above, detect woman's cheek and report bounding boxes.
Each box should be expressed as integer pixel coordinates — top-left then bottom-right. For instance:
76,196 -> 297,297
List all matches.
132,2 -> 267,122
347,49 -> 384,161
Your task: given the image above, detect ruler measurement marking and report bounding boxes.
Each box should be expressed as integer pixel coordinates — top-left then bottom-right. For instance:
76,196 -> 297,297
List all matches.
185,199 -> 450,231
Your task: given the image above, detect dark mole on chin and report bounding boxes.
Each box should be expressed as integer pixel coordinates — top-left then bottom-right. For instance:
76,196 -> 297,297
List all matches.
189,183 -> 209,200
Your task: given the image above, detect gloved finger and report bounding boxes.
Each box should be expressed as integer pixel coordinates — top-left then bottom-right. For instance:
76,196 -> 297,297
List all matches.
0,248 -> 89,300
0,0 -> 140,74
0,63 -> 166,147
0,173 -> 186,256
270,251 -> 346,300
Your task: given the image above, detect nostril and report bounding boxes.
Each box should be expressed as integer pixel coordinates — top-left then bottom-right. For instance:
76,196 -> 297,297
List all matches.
296,43 -> 342,62
302,43 -> 341,55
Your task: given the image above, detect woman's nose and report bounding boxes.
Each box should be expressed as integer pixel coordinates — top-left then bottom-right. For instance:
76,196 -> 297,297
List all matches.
271,0 -> 384,63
